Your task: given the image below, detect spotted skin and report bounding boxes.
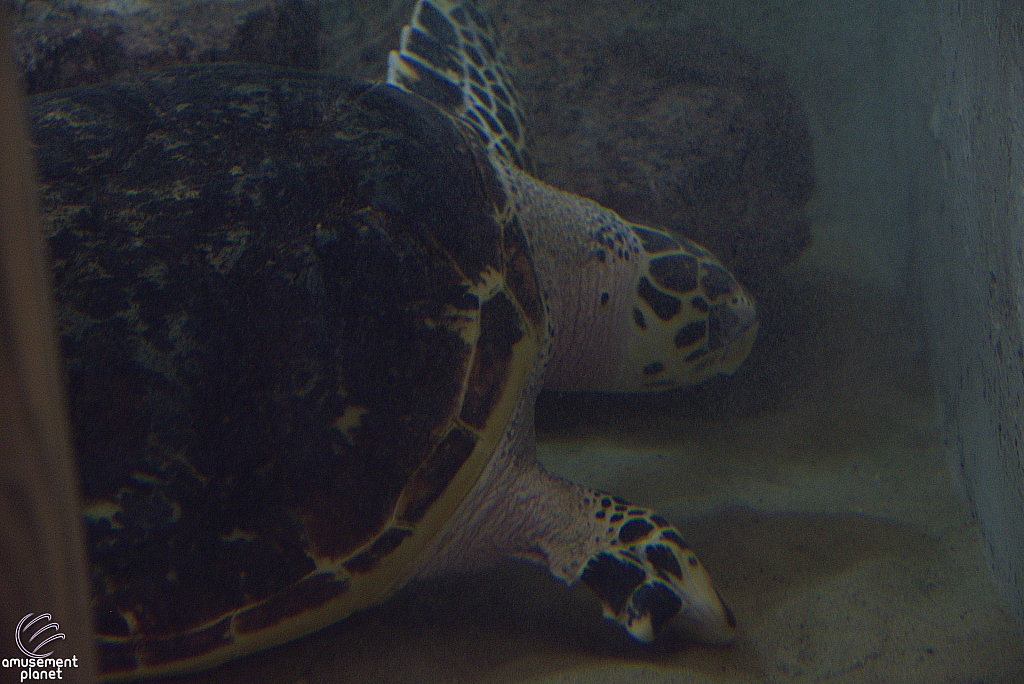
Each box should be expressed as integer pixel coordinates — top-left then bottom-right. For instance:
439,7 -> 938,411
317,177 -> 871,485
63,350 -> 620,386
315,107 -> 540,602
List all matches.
580,492 -> 736,643
388,0 -> 757,393
386,0 -> 746,647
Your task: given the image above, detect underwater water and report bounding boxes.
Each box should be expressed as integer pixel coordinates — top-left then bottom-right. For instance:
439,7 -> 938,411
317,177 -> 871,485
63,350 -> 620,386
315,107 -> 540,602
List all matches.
10,0 -> 1024,681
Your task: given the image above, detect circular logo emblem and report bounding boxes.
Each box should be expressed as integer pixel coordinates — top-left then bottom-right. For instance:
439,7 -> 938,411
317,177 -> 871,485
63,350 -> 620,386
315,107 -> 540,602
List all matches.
15,613 -> 65,658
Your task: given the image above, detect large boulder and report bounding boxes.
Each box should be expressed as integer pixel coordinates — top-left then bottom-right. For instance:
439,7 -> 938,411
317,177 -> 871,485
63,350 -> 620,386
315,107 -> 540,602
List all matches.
500,18 -> 815,291
8,0 -> 814,289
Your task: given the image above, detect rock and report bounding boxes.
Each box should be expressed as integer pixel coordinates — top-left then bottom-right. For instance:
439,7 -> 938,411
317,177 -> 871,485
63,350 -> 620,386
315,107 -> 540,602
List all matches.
492,6 -> 815,290
6,0 -> 320,94
8,0 -> 814,288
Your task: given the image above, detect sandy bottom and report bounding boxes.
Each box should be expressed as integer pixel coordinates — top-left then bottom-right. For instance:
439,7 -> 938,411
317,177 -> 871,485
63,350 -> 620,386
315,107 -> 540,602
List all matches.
161,266 -> 1024,683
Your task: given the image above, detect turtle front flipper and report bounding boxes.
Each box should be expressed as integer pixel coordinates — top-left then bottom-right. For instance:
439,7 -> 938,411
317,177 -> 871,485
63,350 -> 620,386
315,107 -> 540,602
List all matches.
577,492 -> 736,645
416,449 -> 736,646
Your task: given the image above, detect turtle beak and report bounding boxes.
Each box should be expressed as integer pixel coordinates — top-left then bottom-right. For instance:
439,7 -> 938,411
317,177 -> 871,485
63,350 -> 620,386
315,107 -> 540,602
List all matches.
719,318 -> 758,376
711,289 -> 758,376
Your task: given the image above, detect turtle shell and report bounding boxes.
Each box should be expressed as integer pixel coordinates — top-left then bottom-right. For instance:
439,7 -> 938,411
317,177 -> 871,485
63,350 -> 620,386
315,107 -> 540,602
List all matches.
31,63 -> 544,679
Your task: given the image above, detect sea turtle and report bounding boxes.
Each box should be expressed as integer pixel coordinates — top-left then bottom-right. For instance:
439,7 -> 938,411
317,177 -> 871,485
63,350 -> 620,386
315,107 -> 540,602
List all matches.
33,0 -> 757,679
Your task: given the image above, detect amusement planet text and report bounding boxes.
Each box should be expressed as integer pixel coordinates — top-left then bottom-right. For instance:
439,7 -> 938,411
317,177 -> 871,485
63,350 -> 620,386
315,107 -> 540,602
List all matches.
2,656 -> 79,681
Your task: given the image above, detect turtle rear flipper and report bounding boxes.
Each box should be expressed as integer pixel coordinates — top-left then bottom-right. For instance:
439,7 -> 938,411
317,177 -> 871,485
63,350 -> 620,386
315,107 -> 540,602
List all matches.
386,0 -> 533,171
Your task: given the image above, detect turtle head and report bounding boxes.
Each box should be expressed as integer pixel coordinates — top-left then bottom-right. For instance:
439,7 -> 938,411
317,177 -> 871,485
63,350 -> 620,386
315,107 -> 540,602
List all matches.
623,225 -> 758,391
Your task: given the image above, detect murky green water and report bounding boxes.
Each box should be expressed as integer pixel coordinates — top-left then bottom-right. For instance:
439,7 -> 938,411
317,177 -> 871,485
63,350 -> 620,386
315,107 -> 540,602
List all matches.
13,0 -> 1024,681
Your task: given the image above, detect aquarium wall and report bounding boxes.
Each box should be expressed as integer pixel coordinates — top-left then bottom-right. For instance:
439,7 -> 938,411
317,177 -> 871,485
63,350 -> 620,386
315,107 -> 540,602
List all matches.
917,0 -> 1024,631
690,0 -> 1024,634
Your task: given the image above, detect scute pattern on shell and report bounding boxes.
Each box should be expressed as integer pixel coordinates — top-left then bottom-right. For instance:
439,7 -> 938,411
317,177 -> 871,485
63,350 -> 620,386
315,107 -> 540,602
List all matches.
33,63 -> 540,678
